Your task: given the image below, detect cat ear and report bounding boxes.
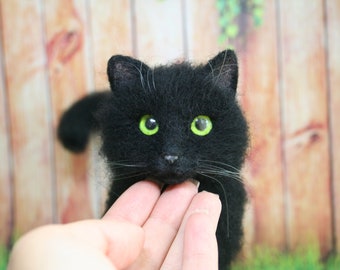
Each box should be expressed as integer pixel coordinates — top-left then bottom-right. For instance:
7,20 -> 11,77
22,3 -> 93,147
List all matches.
107,55 -> 150,91
205,50 -> 238,95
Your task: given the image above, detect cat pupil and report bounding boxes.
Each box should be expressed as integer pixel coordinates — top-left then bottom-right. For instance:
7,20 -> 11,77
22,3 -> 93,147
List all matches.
195,118 -> 207,131
146,117 -> 157,130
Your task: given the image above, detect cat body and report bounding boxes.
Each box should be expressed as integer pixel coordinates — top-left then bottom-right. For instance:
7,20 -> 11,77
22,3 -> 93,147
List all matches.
58,50 -> 248,269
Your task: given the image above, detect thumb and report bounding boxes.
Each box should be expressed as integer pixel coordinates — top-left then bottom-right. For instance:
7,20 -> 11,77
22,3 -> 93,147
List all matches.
98,220 -> 145,268
8,220 -> 144,270
64,220 -> 145,269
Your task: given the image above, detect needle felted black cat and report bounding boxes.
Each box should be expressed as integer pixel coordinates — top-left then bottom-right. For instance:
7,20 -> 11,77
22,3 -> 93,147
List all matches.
58,50 -> 248,269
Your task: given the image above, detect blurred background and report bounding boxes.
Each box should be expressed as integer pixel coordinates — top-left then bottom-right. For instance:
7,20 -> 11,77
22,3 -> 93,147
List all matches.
0,0 -> 339,267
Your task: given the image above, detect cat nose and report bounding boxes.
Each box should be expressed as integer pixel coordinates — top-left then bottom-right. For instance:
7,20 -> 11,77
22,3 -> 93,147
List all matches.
163,154 -> 179,164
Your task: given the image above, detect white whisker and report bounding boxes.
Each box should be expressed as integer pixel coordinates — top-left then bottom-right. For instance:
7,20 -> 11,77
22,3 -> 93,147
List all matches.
146,68 -> 152,92
199,159 -> 241,172
113,172 -> 148,181
197,160 -> 243,184
109,162 -> 146,168
152,68 -> 157,91
129,62 -> 146,91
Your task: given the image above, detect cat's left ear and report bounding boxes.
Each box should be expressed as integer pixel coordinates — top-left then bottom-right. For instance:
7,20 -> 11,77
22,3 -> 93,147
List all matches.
205,50 -> 238,96
107,55 -> 150,91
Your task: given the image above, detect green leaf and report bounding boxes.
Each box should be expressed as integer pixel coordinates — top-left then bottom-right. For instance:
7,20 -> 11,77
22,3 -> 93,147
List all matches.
253,0 -> 264,5
226,24 -> 239,38
219,15 -> 229,27
253,7 -> 264,26
216,0 -> 226,12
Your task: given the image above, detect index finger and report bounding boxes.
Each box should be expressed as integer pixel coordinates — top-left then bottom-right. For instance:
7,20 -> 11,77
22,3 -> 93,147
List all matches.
103,180 -> 161,225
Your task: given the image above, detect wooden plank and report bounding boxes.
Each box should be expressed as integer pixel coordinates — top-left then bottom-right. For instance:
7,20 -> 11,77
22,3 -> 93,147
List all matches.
89,1 -> 135,214
239,0 -> 285,250
278,0 -> 332,255
90,0 -> 133,89
1,0 -> 54,234
184,0 -> 258,253
326,0 -> 340,253
0,6 -> 13,245
44,0 -> 94,223
135,0 -> 185,64
185,0 -> 222,62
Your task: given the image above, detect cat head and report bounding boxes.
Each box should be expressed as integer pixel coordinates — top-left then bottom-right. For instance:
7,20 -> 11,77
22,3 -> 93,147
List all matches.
97,50 -> 248,185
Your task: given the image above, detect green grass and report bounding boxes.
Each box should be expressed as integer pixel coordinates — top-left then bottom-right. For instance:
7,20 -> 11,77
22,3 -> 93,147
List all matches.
0,245 -> 9,270
325,255 -> 340,270
1,242 -> 340,270
232,246 -> 340,270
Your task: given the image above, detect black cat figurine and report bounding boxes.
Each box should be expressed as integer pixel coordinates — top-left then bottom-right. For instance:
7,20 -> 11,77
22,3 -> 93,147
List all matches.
58,50 -> 249,269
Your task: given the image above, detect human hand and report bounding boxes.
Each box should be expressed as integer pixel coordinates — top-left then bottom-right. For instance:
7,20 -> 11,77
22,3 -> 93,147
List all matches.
8,180 -> 221,270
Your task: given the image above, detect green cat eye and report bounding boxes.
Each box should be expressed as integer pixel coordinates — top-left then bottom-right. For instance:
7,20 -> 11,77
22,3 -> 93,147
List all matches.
191,115 -> 212,136
139,115 -> 159,135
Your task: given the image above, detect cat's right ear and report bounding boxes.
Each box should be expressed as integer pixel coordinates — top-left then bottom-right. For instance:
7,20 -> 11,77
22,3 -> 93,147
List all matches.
107,55 -> 150,91
205,50 -> 238,96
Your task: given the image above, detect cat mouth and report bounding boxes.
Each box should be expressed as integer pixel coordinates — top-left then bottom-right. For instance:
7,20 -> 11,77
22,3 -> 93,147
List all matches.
149,172 -> 193,185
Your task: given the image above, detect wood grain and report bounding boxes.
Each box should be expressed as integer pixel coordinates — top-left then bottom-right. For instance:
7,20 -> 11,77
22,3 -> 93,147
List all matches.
44,0 -> 94,223
90,0 -> 134,89
1,0 -> 54,234
185,0 -> 222,62
89,1 -> 135,214
135,0 -> 185,64
326,0 -> 340,254
278,0 -> 332,255
240,0 -> 285,250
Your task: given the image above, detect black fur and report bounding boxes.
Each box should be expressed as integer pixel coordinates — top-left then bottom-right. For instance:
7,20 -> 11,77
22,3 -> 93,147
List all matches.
57,50 -> 248,269
58,92 -> 111,152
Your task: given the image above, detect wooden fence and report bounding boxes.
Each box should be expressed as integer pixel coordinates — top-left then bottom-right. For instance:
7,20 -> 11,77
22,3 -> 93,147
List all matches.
0,0 -> 339,259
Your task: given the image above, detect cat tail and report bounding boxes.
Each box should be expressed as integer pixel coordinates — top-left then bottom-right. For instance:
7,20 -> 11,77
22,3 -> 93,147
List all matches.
57,91 -> 110,153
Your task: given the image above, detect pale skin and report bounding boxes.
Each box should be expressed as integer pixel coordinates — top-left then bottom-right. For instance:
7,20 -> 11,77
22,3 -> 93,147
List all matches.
8,180 -> 221,270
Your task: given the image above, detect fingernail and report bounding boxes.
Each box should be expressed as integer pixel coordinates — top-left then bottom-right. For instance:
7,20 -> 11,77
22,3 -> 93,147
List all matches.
188,179 -> 200,188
